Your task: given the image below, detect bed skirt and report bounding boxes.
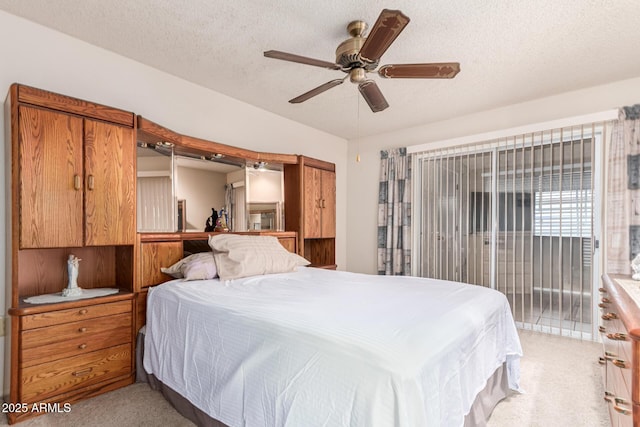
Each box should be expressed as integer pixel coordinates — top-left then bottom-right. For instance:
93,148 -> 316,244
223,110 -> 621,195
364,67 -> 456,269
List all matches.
137,329 -> 509,427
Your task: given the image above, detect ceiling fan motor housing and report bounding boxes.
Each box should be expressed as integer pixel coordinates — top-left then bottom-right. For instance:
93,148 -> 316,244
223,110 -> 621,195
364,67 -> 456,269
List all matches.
335,20 -> 378,71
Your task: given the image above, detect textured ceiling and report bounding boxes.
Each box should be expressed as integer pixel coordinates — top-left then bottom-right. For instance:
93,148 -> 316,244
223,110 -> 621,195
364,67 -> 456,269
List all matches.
1,0 -> 640,140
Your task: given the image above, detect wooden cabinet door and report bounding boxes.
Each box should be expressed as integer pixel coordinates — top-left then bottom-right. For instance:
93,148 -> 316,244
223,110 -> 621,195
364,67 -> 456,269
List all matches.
320,169 -> 336,238
19,106 -> 83,248
84,120 -> 136,246
303,166 -> 323,238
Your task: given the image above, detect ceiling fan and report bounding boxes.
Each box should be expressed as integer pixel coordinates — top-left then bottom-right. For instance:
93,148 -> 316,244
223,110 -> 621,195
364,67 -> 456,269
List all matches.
264,9 -> 460,113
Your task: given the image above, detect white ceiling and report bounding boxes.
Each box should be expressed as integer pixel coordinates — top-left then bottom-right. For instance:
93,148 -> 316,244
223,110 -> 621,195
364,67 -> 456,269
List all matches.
1,0 -> 640,140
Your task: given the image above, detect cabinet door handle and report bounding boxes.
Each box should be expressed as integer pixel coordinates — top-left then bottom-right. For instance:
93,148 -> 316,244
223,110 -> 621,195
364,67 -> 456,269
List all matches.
321,199 -> 326,208
87,175 -> 95,191
598,356 -> 607,365
599,326 -> 606,333
74,174 -> 81,190
612,359 -> 627,369
607,332 -> 627,341
614,405 -> 631,415
72,367 -> 93,377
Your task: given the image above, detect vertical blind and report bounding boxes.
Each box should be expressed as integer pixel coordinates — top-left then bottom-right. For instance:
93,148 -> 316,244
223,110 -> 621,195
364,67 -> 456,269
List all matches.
415,123 -> 603,339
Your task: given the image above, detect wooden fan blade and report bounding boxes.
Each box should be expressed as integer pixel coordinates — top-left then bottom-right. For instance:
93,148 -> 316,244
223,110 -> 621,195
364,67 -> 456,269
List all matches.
358,80 -> 389,113
378,63 -> 461,79
264,50 -> 340,70
359,9 -> 410,64
289,79 -> 344,104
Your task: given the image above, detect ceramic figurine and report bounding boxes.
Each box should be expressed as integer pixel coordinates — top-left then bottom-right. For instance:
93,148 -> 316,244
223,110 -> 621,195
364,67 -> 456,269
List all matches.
214,208 -> 229,232
63,254 -> 83,297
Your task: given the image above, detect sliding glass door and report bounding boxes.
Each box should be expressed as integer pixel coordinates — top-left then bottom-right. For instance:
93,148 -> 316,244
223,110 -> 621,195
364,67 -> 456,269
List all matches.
415,125 -> 602,339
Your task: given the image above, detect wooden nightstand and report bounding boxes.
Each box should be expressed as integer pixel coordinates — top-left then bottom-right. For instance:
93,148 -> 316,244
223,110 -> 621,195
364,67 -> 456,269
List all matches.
7,293 -> 134,424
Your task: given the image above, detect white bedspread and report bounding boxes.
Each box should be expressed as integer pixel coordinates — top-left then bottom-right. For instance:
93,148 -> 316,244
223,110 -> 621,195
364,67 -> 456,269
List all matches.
144,267 -> 522,427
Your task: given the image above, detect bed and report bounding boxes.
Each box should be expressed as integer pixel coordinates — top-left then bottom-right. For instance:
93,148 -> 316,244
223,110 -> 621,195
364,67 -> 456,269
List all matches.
141,235 -> 522,427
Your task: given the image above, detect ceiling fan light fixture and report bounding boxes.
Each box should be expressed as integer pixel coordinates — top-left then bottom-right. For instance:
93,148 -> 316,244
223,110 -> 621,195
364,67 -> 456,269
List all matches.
349,68 -> 366,83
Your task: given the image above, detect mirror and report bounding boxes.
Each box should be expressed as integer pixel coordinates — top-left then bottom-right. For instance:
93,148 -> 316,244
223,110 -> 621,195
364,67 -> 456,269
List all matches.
136,144 -> 285,233
136,144 -> 173,232
246,164 -> 285,231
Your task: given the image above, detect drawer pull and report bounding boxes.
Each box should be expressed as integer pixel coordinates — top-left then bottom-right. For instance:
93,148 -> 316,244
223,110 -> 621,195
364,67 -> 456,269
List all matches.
604,391 -> 614,402
72,367 -> 93,377
78,327 -> 87,333
598,303 -> 608,308
598,356 -> 607,365
79,309 -> 88,315
606,332 -> 628,341
599,326 -> 606,333
601,297 -> 611,303
614,405 -> 631,416
615,397 -> 629,405
78,343 -> 87,350
613,359 -> 627,369
599,287 -> 607,293
602,312 -> 618,321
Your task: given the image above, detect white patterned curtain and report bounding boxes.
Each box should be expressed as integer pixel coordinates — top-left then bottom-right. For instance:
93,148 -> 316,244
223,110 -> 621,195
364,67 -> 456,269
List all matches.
377,147 -> 412,275
606,104 -> 640,274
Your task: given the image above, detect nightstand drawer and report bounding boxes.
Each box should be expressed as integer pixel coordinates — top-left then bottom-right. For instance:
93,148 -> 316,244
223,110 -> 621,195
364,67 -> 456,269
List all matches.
21,313 -> 131,368
20,300 -> 131,330
21,343 -> 131,402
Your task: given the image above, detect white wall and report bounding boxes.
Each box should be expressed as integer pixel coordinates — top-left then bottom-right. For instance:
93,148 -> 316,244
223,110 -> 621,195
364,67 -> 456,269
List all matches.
0,10 -> 348,390
347,76 -> 640,274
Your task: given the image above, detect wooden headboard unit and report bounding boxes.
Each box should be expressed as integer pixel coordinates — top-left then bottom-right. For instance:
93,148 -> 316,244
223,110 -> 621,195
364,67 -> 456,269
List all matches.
134,231 -> 297,333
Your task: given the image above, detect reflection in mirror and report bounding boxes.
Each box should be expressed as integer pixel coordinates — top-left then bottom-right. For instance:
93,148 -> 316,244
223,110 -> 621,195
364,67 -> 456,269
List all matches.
174,156 -> 243,232
136,143 -> 285,233
136,144 -> 174,232
246,164 -> 285,231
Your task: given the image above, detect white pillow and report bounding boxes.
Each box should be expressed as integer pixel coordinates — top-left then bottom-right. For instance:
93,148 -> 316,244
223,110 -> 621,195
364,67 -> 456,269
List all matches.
161,252 -> 218,281
208,234 -> 309,281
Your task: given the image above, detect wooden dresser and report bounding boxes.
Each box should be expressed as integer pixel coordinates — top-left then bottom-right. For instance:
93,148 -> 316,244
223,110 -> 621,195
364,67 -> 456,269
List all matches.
284,156 -> 337,269
4,84 -> 136,424
600,274 -> 640,427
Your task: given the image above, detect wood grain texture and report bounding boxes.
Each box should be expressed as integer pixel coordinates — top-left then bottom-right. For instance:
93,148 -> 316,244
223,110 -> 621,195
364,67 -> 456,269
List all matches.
19,300 -> 131,330
21,313 -> 131,368
21,343 -> 131,402
139,241 -> 183,288
320,169 -> 336,238
17,247 -> 117,298
602,274 -> 640,425
137,115 -> 297,165
303,166 -> 323,239
135,289 -> 148,335
17,85 -> 134,127
303,238 -> 336,268
18,106 -> 83,248
84,120 -> 136,246
301,156 -> 335,172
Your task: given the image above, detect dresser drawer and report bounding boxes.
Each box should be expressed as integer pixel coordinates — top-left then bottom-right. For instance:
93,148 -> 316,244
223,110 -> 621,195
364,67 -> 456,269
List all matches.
21,313 -> 131,368
21,343 -> 131,402
20,300 -> 131,330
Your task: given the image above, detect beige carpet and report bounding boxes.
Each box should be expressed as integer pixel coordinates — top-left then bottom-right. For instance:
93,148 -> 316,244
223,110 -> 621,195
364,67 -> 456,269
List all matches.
0,330 -> 609,426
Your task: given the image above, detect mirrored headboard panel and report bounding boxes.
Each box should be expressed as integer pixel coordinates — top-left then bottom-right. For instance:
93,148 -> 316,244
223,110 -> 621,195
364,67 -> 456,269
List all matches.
136,116 -> 296,233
